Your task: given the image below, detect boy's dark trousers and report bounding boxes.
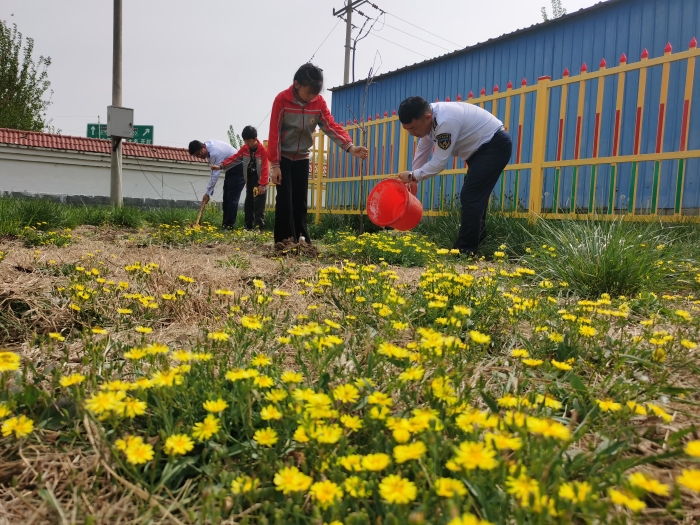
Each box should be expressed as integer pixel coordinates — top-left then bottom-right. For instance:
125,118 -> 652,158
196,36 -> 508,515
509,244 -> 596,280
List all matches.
274,157 -> 310,243
222,163 -> 245,228
244,180 -> 266,230
454,129 -> 513,255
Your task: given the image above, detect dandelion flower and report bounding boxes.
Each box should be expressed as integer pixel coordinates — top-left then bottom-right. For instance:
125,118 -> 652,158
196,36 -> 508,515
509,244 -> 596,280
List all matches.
203,398 -> 229,412
685,440 -> 700,458
677,469 -> 700,492
281,371 -> 303,383
135,326 -> 153,334
59,373 -> 85,387
550,359 -> 572,371
207,331 -> 230,341
469,330 -> 491,345
309,480 -> 343,509
164,434 -> 195,456
1,415 -> 34,438
378,474 -> 417,504
0,351 -> 20,372
362,453 -> 391,472
393,441 -> 427,463
274,466 -> 312,494
332,383 -> 360,404
191,414 -> 221,441
260,405 -> 283,420
596,399 -> 622,412
628,472 -> 669,496
124,441 -> 154,465
579,325 -> 597,337
608,488 -> 645,512
121,397 -> 147,418
253,427 -> 278,447
435,477 -> 467,497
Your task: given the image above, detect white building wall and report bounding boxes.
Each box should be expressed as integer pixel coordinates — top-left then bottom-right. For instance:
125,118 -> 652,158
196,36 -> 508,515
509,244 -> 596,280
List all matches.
0,144 -> 226,205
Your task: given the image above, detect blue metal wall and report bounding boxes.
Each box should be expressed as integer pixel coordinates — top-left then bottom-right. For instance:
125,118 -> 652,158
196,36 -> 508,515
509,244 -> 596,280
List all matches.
329,0 -> 700,214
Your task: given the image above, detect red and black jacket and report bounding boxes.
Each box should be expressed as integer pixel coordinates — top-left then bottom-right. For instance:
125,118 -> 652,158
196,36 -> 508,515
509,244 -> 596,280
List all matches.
220,140 -> 269,186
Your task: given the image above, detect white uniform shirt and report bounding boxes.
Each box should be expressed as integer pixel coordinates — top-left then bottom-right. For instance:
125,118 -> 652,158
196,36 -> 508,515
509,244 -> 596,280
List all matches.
204,140 -> 239,196
412,102 -> 504,181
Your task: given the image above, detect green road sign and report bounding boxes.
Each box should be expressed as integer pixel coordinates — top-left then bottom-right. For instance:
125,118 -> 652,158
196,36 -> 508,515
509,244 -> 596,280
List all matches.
86,124 -> 154,144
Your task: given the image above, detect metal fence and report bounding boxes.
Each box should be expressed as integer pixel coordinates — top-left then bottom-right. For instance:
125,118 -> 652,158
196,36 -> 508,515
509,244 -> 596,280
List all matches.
264,40 -> 700,222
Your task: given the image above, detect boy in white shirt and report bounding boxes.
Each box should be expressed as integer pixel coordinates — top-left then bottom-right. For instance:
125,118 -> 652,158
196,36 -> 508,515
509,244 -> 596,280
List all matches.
397,96 -> 512,255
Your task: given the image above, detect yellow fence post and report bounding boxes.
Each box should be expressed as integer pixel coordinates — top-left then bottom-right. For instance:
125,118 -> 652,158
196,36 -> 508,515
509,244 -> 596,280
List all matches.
528,75 -> 551,216
315,132 -> 326,224
398,125 -> 409,174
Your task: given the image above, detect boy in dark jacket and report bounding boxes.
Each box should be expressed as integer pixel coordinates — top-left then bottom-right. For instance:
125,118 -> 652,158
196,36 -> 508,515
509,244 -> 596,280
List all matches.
216,126 -> 269,230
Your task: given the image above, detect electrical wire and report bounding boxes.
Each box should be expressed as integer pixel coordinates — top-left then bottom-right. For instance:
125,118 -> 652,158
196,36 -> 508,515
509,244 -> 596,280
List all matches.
309,18 -> 343,62
340,15 -> 430,59
356,10 -> 453,51
367,3 -> 463,48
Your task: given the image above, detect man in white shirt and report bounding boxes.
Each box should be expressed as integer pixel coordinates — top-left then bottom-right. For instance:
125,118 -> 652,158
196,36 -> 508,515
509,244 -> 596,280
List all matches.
397,96 -> 512,255
188,139 -> 245,228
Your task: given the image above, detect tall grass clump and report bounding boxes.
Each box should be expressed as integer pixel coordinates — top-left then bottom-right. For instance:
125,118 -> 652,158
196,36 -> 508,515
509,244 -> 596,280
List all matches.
521,218 -> 695,297
106,206 -> 143,229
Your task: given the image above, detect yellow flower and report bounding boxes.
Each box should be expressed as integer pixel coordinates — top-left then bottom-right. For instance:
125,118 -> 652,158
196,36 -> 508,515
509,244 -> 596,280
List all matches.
628,472 -> 669,496
293,426 -> 310,443
558,481 -> 592,503
0,351 -> 21,372
447,513 -> 492,525
0,403 -> 11,419
506,473 -> 539,507
253,427 -> 278,447
124,441 -> 154,465
124,348 -> 148,361
231,475 -> 259,494
550,359 -> 572,371
59,373 -> 85,387
1,415 -> 34,438
207,331 -> 230,341
608,488 -> 645,512
254,375 -> 274,388
274,466 -> 312,494
522,358 -> 543,367
48,332 -> 65,341
469,330 -> 491,345
241,316 -> 263,330
451,441 -> 498,471
579,325 -> 597,337
178,275 -> 194,283
393,441 -> 427,464
378,474 -> 417,504
121,397 -> 147,418
340,414 -> 363,431
260,405 -> 283,420
251,354 -> 272,367
398,366 -> 425,382
435,477 -> 467,497
203,398 -> 229,412
511,348 -> 529,358
192,414 -> 221,442
92,327 -> 108,335
362,453 -> 391,471
309,480 -> 343,509
281,371 -> 304,383
526,417 -> 570,440
485,432 -> 522,451
596,399 -> 622,412
685,440 -> 700,458
135,326 -> 153,334
333,383 -> 360,404
85,391 -> 124,415
117,308 -> 132,315
265,389 -> 288,403
343,476 -> 368,498
339,454 -> 364,472
646,403 -> 673,423
164,434 -> 195,455
677,469 -> 700,492
368,391 -> 393,407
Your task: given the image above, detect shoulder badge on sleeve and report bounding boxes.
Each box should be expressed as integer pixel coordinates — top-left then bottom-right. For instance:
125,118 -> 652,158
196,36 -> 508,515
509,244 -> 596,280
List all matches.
436,133 -> 452,150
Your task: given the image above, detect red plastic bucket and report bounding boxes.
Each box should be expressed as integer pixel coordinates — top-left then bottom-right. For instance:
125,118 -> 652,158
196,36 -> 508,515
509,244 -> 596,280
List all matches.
367,179 -> 423,231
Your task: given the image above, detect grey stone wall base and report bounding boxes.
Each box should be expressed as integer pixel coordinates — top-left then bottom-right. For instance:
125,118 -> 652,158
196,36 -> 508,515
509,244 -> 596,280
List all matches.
2,191 -> 201,209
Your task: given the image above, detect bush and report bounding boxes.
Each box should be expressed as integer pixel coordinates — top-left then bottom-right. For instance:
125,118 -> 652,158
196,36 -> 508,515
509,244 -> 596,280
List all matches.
520,218 -> 696,297
107,206 -> 142,229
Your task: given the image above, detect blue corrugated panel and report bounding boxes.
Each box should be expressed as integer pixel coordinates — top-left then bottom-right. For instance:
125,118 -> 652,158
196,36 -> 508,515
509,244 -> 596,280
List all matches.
328,0 -> 700,215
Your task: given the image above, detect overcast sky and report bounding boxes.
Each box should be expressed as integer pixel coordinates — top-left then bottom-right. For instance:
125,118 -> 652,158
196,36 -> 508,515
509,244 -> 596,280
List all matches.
2,0 -> 600,148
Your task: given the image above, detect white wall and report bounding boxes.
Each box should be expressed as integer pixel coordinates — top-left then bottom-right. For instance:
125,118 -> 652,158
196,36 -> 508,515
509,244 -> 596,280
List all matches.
0,144 -> 223,204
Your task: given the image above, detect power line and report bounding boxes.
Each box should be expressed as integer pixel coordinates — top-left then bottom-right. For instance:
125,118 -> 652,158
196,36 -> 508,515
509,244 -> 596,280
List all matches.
309,18 -> 343,62
367,3 -> 463,48
355,10 -> 453,52
339,15 -> 430,59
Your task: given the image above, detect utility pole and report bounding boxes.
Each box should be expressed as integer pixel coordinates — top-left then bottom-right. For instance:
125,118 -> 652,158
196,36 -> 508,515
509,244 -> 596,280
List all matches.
333,0 -> 368,85
110,0 -> 123,206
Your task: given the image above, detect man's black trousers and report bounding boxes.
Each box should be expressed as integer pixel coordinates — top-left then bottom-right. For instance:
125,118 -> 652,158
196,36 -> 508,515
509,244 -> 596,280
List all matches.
454,129 -> 513,255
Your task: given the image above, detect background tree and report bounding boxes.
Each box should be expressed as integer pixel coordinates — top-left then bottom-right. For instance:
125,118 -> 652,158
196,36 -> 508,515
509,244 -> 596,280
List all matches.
227,125 -> 243,149
0,21 -> 55,132
541,0 -> 567,21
